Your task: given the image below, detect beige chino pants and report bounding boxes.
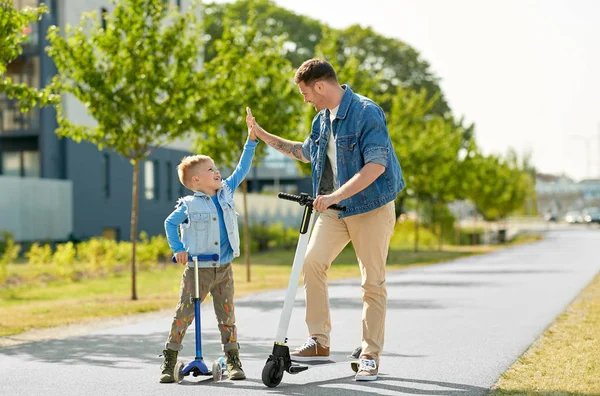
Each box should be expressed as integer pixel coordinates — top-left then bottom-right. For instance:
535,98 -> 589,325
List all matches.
303,201 -> 396,360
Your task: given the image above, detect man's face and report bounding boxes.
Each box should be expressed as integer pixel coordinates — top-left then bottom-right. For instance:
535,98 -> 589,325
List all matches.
298,81 -> 324,111
191,159 -> 221,191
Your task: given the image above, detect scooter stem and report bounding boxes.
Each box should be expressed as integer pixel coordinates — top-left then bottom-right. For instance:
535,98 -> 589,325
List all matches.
275,204 -> 316,345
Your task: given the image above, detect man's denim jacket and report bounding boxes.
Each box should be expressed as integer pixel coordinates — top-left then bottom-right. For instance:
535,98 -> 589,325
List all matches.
301,85 -> 405,218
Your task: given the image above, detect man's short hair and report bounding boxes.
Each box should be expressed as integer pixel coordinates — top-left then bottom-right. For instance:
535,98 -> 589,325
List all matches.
294,58 -> 338,85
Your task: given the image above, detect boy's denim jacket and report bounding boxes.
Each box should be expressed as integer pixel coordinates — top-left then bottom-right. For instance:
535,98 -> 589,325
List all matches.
164,139 -> 257,268
301,85 -> 405,218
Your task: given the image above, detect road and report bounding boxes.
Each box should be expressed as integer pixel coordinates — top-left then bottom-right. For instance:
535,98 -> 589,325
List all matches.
1,229 -> 598,395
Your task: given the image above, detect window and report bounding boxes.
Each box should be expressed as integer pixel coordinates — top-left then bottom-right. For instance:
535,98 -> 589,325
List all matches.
100,7 -> 108,30
1,152 -> 21,176
101,153 -> 110,198
22,151 -> 39,177
166,161 -> 173,201
0,150 -> 39,177
1,56 -> 40,134
144,160 -> 159,200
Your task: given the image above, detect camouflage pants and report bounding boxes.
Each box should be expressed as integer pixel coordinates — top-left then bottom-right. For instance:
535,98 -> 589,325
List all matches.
165,263 -> 238,353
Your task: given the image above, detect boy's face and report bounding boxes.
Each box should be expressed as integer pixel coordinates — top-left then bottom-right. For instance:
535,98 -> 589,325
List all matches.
190,159 -> 221,192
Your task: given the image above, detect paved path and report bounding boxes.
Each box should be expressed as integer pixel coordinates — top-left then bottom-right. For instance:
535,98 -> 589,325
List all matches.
1,229 -> 598,395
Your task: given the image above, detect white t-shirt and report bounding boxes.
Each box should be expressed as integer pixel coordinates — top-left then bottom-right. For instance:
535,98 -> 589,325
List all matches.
327,105 -> 339,189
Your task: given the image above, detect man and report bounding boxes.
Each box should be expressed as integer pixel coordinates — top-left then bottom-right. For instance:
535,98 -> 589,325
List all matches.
247,58 -> 404,381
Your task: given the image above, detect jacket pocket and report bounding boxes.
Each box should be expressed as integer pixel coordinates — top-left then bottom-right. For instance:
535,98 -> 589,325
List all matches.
337,135 -> 357,151
190,213 -> 210,232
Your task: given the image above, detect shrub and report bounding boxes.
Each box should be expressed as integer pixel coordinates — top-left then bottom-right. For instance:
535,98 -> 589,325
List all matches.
0,232 -> 21,285
25,242 -> 53,265
52,242 -> 77,280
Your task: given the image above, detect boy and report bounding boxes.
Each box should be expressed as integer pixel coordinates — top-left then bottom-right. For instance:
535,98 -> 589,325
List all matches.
159,111 -> 257,383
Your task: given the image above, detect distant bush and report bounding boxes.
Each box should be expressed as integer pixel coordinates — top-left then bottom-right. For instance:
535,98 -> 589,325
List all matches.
0,232 -> 21,285
25,242 -> 53,265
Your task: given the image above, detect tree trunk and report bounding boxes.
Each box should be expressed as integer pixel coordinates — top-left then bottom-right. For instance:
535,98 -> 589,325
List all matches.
129,160 -> 139,301
437,202 -> 444,251
414,196 -> 420,252
242,179 -> 251,282
438,216 -> 444,251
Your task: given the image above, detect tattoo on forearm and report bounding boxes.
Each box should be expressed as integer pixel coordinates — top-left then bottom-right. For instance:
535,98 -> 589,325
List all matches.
270,139 -> 304,161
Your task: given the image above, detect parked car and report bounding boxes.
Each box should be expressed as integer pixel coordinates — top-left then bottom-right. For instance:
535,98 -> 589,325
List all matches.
565,210 -> 583,224
582,207 -> 600,224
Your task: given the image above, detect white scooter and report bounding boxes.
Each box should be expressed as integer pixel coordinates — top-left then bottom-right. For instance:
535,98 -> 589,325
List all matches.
261,192 -> 346,388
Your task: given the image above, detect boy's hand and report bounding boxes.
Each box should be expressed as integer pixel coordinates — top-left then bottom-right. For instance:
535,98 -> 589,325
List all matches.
246,107 -> 258,141
174,251 -> 188,265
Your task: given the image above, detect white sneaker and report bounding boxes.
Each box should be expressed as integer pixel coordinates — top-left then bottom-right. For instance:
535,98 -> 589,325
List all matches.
354,358 -> 378,381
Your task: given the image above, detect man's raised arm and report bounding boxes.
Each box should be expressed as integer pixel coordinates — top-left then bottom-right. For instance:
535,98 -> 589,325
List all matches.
246,107 -> 309,163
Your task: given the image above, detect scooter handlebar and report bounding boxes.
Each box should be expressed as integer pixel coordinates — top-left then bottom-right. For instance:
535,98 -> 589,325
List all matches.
171,253 -> 219,263
277,192 -> 346,211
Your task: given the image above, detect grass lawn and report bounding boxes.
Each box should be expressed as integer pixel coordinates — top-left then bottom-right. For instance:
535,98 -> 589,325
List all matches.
0,247 -> 478,337
490,272 -> 600,395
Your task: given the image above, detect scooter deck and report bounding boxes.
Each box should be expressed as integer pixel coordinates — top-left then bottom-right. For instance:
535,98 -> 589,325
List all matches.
182,358 -> 210,376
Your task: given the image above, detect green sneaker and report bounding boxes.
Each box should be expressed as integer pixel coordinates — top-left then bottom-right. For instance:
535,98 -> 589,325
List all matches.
159,349 -> 178,383
226,349 -> 246,380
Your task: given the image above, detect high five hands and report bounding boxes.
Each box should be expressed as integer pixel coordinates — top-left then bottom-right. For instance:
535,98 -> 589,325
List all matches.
246,107 -> 258,141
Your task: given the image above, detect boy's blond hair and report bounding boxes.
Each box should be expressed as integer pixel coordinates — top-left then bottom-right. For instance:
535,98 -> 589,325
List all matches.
177,154 -> 212,190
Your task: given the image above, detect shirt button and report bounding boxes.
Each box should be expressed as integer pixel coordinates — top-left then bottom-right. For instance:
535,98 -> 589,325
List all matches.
212,263 -> 216,267
205,197 -> 210,200
214,242 -> 218,245
213,217 -> 217,221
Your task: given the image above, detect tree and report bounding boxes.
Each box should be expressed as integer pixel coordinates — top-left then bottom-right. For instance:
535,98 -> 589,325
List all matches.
199,6 -> 303,282
46,0 -> 207,300
466,151 -> 533,222
202,0 -> 449,116
0,0 -> 52,110
388,88 -> 440,251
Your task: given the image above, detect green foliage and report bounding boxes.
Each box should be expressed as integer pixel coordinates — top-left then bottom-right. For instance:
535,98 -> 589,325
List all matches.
51,242 -> 77,279
203,0 -> 323,67
0,232 -> 21,284
240,222 -> 297,252
136,231 -> 170,270
203,0 -> 449,115
390,219 -> 438,250
0,1 -> 47,74
200,5 -> 302,166
0,1 -> 55,110
465,150 -> 535,221
25,242 -> 53,265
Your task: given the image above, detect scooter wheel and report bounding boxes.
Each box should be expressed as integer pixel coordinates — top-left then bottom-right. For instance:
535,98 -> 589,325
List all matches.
261,360 -> 284,388
174,361 -> 185,384
212,359 -> 223,382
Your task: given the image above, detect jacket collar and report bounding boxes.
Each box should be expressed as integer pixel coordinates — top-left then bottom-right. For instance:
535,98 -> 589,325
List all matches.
332,84 -> 353,120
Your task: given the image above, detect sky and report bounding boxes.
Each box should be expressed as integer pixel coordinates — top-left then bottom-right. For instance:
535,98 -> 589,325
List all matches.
218,0 -> 600,181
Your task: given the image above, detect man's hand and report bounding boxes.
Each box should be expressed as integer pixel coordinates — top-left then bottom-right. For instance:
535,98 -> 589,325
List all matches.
175,251 -> 188,265
313,194 -> 341,212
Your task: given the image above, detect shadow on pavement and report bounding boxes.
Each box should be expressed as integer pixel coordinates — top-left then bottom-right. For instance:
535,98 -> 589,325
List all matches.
236,297 -> 449,312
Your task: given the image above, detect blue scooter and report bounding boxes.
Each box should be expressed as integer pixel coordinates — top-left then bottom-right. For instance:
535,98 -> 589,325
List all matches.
171,253 -> 227,383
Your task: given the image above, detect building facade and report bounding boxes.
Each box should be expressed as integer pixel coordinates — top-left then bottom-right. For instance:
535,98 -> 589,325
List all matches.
1,0 -> 310,242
